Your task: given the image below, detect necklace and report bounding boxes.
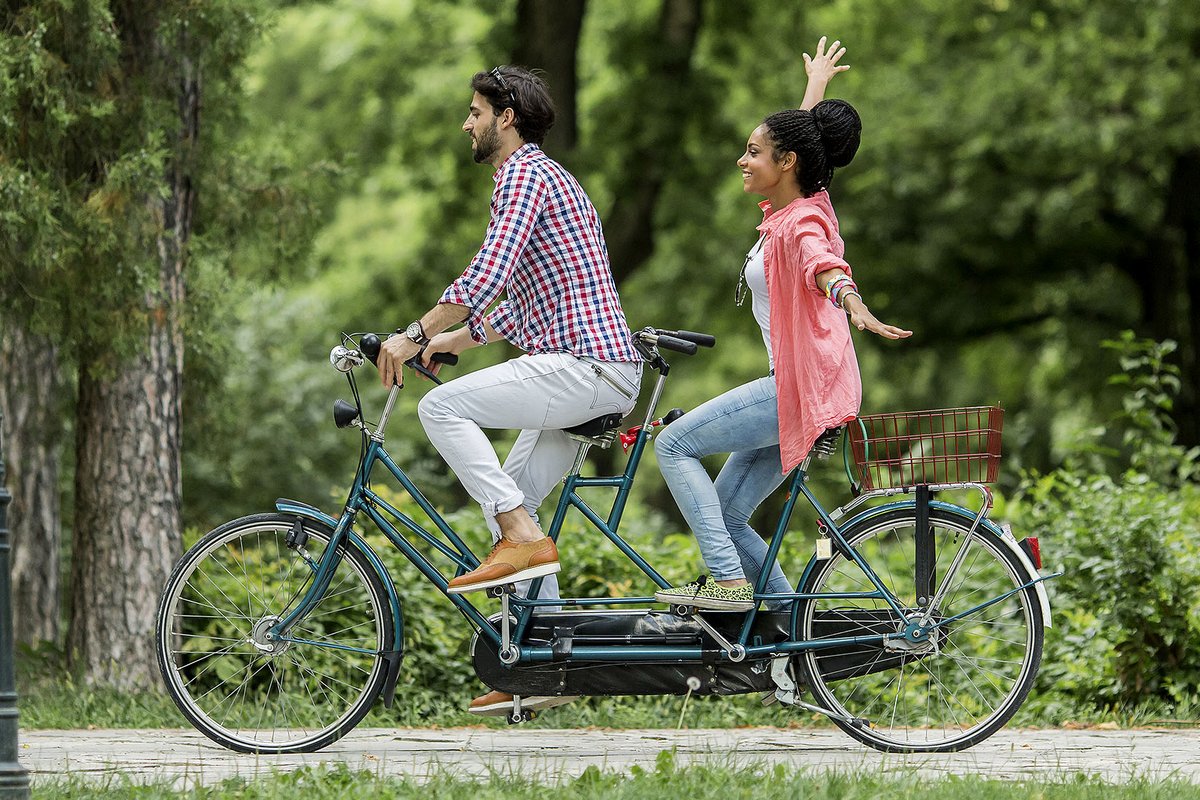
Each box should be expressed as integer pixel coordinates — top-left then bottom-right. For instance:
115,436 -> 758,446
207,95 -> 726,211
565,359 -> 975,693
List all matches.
735,234 -> 766,307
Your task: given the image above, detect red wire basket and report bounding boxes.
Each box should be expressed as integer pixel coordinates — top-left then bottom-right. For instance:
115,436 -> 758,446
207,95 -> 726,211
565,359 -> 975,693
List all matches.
847,406 -> 1004,490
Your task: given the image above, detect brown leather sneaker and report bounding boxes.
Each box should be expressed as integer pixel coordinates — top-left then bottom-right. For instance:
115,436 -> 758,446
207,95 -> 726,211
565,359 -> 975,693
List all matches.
447,537 -> 560,594
468,689 -> 579,717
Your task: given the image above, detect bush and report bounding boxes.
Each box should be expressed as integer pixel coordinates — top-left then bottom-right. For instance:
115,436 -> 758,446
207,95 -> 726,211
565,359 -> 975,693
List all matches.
1011,333 -> 1200,709
1015,470 -> 1200,707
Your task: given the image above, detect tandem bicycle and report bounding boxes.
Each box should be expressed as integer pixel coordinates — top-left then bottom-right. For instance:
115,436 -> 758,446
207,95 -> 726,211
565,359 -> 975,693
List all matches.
155,327 -> 1055,754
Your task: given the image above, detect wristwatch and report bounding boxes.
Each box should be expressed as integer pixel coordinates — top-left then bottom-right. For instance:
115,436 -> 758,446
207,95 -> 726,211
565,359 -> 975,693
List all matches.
403,320 -> 430,347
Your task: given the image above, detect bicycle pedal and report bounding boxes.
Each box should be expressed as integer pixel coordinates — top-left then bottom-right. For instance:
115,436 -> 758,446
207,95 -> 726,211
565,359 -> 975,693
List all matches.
506,709 -> 536,725
761,691 -> 778,708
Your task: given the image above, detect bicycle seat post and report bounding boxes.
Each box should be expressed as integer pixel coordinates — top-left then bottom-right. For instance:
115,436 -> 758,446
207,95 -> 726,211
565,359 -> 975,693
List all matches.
569,440 -> 592,477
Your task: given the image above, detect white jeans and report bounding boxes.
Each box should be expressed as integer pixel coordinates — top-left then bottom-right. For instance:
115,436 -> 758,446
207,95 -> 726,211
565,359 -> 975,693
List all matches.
418,352 -> 642,601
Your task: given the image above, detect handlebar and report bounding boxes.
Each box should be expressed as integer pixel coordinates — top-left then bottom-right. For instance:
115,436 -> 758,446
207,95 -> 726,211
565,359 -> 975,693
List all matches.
654,334 -> 698,355
655,329 -> 716,348
342,333 -> 458,385
634,327 -> 717,357
360,333 -> 459,366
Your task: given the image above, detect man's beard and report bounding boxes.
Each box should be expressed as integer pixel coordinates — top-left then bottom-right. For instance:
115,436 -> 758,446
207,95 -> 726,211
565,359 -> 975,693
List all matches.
472,119 -> 501,164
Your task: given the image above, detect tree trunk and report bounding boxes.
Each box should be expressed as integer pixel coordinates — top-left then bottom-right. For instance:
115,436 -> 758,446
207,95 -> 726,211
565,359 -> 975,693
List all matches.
513,0 -> 586,158
67,28 -> 197,688
0,326 -> 63,648
1132,149 -> 1200,447
1166,150 -> 1200,447
604,0 -> 704,284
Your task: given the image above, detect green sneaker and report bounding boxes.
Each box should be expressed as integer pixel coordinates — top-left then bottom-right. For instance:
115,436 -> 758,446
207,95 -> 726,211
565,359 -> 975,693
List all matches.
655,576 -> 755,611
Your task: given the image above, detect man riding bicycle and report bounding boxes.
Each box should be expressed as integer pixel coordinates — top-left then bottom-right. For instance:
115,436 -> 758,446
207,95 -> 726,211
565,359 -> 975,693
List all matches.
376,65 -> 642,714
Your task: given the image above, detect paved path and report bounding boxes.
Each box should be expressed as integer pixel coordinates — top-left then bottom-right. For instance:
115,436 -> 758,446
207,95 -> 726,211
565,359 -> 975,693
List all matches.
19,727 -> 1200,787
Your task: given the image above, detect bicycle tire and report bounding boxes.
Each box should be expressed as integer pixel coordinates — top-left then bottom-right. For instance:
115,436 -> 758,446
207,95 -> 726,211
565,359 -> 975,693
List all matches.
797,505 -> 1043,752
155,512 -> 393,753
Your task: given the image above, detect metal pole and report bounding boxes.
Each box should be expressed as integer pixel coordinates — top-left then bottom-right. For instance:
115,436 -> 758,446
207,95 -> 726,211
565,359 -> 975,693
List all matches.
0,414 -> 31,797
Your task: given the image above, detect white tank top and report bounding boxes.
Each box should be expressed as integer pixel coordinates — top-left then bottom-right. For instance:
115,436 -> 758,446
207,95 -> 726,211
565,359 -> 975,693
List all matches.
743,234 -> 772,371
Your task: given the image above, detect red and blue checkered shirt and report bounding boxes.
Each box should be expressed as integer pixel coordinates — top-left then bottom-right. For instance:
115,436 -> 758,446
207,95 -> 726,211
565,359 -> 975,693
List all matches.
439,144 -> 640,363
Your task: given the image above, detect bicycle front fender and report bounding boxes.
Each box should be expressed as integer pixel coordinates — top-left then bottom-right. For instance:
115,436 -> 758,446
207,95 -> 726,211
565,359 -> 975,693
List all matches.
818,499 -> 1053,629
274,498 -> 408,670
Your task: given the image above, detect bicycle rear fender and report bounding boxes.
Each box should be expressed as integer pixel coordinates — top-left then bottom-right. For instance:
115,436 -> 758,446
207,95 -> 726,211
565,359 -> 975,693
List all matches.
830,499 -> 1053,629
274,498 -> 407,705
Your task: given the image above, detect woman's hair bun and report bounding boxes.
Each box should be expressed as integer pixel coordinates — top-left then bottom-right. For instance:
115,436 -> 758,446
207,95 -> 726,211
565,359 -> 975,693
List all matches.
811,99 -> 861,169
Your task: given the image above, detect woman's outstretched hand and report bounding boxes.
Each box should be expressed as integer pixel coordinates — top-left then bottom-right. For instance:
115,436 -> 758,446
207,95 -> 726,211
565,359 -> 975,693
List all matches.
844,296 -> 913,340
804,36 -> 849,85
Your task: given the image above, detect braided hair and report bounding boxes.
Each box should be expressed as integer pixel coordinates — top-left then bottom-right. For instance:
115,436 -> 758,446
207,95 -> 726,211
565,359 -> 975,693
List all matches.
762,99 -> 861,196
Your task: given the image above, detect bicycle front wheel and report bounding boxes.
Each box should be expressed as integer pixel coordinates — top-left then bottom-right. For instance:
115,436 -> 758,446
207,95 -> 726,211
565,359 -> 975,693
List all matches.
798,506 -> 1043,752
156,513 -> 393,753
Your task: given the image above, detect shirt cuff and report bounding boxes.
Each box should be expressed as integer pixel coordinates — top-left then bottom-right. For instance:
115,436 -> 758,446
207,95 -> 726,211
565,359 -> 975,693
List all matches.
438,282 -> 489,344
486,303 -> 517,344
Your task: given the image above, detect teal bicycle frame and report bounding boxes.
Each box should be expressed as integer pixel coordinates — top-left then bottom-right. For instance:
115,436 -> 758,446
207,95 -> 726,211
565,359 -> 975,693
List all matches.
267,348 -> 1053,677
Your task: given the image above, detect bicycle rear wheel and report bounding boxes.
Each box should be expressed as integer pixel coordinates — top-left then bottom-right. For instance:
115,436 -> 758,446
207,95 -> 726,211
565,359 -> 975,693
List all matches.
798,506 -> 1042,752
155,513 -> 393,753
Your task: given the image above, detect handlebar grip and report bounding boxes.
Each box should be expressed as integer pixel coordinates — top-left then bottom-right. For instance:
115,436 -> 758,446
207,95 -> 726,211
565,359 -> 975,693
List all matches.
430,351 -> 458,366
661,329 -> 716,348
655,334 -> 698,355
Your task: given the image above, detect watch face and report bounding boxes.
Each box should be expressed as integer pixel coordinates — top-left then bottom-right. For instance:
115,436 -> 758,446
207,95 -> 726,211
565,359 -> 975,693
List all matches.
406,322 -> 426,342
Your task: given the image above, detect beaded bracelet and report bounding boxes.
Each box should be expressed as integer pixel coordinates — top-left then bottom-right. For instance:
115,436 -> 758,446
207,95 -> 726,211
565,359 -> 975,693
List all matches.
838,290 -> 862,310
833,281 -> 859,305
823,274 -> 854,299
826,276 -> 858,309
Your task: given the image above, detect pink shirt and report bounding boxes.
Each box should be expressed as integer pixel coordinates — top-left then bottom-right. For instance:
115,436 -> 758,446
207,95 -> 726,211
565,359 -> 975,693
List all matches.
759,191 -> 861,472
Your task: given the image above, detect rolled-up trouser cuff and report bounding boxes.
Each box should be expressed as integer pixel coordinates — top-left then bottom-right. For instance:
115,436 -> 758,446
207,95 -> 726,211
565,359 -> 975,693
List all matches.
481,491 -> 525,520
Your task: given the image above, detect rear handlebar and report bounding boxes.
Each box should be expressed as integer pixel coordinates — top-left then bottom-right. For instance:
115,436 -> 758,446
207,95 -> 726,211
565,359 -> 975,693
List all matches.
654,334 -> 698,355
655,329 -> 716,348
634,327 -> 717,357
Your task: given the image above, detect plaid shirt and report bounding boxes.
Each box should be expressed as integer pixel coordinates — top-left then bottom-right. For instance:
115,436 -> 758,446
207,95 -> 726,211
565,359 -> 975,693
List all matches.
439,144 -> 640,362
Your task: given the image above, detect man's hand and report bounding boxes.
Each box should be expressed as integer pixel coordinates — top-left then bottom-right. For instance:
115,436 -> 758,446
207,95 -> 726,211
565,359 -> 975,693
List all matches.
844,295 -> 913,340
419,328 -> 473,379
378,333 -> 422,388
803,36 -> 849,85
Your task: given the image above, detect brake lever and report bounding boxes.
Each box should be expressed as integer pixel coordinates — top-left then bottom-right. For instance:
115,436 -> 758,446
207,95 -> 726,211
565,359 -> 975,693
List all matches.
405,351 -> 459,386
406,358 -> 441,385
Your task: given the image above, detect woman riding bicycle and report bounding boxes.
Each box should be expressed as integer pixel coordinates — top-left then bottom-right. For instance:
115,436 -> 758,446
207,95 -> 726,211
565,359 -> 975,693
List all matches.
655,40 -> 912,611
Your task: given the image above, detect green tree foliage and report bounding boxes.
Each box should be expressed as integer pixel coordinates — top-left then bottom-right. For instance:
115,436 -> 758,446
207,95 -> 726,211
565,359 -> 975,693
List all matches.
835,0 -> 1200,449
1,0 -> 330,682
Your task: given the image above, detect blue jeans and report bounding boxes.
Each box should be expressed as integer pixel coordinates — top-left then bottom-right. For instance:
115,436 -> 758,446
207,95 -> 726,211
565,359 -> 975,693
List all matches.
654,377 -> 791,595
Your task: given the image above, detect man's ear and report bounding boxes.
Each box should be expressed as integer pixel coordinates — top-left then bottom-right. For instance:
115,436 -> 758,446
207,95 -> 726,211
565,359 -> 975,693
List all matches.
498,107 -> 518,130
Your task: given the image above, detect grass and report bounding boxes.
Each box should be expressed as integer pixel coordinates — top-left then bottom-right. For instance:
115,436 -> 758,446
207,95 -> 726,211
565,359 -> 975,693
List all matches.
30,760 -> 1200,799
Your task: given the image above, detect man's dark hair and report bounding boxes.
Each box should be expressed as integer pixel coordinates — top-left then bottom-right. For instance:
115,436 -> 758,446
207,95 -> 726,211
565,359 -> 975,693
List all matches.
763,99 -> 862,196
471,66 -> 556,146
